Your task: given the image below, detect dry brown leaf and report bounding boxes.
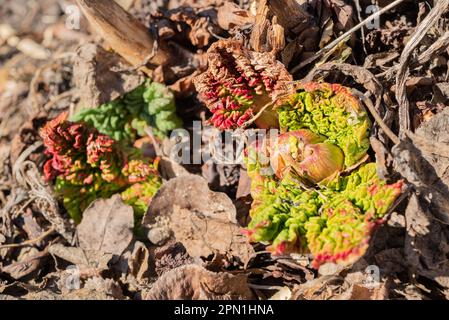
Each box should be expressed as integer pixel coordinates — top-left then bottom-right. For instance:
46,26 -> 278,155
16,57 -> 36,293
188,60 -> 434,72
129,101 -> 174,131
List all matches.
415,108 -> 449,181
291,275 -> 346,300
236,168 -> 252,199
404,193 -> 449,289
393,109 -> 449,224
77,194 -> 134,256
334,282 -> 389,300
48,244 -> 113,272
143,264 -> 255,300
143,175 -> 254,264
168,9 -> 217,48
152,241 -> 193,277
268,0 -> 313,34
24,277 -> 125,300
319,19 -> 334,49
0,250 -> 49,280
374,248 -> 406,275
269,286 -> 292,300
324,0 -> 355,32
72,43 -> 144,112
281,38 -> 303,67
390,110 -> 449,289
169,71 -> 203,99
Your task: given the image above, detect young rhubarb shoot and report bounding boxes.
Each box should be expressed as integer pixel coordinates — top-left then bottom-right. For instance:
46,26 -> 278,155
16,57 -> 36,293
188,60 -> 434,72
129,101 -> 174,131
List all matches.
194,39 -> 292,130
41,112 -> 162,223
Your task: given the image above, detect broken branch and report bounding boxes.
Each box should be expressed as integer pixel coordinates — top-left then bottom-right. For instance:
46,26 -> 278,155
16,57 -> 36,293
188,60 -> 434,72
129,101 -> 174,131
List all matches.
75,0 -> 173,72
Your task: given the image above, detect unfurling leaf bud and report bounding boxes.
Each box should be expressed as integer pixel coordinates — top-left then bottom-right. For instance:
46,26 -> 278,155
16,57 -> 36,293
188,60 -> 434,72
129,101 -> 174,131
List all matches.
269,130 -> 344,183
277,82 -> 371,167
194,39 -> 292,130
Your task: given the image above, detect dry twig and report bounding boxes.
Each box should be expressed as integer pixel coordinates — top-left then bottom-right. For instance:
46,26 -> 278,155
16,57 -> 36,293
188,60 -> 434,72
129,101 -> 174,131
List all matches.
0,227 -> 55,249
290,0 -> 408,74
76,0 -> 173,73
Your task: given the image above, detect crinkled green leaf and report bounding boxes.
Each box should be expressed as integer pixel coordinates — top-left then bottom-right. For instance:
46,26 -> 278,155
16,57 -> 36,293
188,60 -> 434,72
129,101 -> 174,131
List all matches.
73,80 -> 182,141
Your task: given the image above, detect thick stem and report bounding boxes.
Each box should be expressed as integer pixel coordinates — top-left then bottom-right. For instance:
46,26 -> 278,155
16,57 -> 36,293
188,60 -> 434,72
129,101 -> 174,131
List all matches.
75,0 -> 173,68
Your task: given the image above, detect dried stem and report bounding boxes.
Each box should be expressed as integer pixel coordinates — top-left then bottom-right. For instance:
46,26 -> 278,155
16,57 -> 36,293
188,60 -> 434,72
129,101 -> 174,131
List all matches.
395,0 -> 449,136
240,101 -> 275,130
361,93 -> 400,145
0,227 -> 55,249
378,31 -> 449,79
75,0 -> 173,71
290,0 -> 408,74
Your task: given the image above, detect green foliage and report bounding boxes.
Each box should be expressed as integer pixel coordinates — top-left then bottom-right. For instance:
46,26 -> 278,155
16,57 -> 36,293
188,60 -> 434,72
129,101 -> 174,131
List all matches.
244,162 -> 402,267
55,175 -> 123,223
41,114 -> 162,224
73,81 -> 183,141
277,83 -> 371,167
244,83 -> 402,268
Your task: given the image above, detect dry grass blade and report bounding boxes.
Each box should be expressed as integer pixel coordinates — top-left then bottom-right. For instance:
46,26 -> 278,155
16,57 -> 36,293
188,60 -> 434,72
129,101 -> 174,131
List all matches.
380,31 -> 449,79
360,93 -> 400,145
290,0 -> 408,74
396,0 -> 449,136
0,227 -> 55,249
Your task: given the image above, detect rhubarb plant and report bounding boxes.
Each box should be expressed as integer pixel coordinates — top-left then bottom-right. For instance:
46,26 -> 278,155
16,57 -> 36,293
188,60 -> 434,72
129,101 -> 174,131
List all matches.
73,80 -> 182,141
194,39 -> 292,130
277,82 -> 371,167
243,82 -> 403,268
40,112 -> 162,223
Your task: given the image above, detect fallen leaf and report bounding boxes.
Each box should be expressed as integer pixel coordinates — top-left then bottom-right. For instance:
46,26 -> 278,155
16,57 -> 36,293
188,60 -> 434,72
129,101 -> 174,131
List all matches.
236,168 -> 251,199
0,250 -> 49,280
319,19 -> 334,49
404,193 -> 449,288
334,282 -> 389,300
48,244 -> 113,272
281,38 -> 303,67
433,82 -> 449,104
269,286 -> 292,300
73,43 -> 144,112
143,264 -> 255,300
24,277 -> 125,300
77,194 -> 134,256
393,134 -> 449,224
324,0 -> 355,32
128,241 -> 150,282
167,7 -> 221,48
143,175 -> 254,264
291,275 -> 346,300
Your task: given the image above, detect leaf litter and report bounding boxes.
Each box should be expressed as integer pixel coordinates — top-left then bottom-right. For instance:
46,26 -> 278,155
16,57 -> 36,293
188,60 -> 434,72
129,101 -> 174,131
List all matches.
1,0 -> 449,300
